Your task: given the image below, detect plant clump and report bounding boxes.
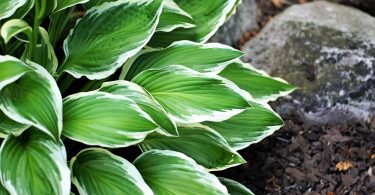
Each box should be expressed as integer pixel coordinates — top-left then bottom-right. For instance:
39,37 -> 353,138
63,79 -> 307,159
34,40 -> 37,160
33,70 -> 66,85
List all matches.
0,0 -> 295,194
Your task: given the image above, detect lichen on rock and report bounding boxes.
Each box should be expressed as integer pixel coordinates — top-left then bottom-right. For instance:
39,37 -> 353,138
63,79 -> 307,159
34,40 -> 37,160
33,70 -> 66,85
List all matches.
242,1 -> 375,124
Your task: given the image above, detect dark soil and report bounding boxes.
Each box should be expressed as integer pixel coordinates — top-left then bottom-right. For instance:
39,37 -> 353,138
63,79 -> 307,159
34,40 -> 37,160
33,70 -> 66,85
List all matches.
218,1 -> 375,194
217,113 -> 375,194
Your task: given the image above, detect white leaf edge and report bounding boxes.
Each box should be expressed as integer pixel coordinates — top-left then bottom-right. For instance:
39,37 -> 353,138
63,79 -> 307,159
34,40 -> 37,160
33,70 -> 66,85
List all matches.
134,65 -> 252,124
0,0 -> 28,21
55,0 -> 90,12
98,80 -> 178,137
0,60 -> 63,140
149,123 -> 246,171
63,91 -> 158,148
195,0 -> 238,43
157,0 -> 195,32
134,149 -> 229,194
224,103 -> 284,151
0,135 -> 70,195
228,61 -> 296,103
0,55 -> 30,91
120,40 -> 243,79
61,0 -> 164,80
70,148 -> 154,195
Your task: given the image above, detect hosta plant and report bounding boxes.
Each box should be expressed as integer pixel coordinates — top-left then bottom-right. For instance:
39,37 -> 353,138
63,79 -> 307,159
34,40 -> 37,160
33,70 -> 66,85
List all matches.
0,0 -> 295,194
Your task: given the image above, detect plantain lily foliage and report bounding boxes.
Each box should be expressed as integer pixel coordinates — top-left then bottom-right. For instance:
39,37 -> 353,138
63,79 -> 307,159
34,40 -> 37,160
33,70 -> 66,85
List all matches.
0,0 -> 295,194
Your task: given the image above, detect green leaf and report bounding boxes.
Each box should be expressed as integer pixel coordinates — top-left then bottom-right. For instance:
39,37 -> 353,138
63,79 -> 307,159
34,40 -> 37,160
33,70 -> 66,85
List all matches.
140,125 -> 245,170
48,7 -> 76,47
0,129 -> 70,195
225,0 -> 241,20
55,0 -> 89,12
132,65 -> 250,123
0,110 -> 29,138
98,81 -> 177,136
70,148 -> 153,195
9,0 -> 34,19
37,0 -> 57,20
123,41 -> 243,80
0,0 -> 27,20
149,0 -> 238,47
63,91 -> 158,148
0,55 -> 31,91
219,62 -> 296,102
0,184 -> 9,195
203,106 -> 283,150
0,19 -> 32,43
83,0 -> 111,9
60,0 -> 163,80
134,150 -> 229,195
157,0 -> 195,32
0,58 -> 62,140
219,177 -> 255,195
30,27 -> 58,73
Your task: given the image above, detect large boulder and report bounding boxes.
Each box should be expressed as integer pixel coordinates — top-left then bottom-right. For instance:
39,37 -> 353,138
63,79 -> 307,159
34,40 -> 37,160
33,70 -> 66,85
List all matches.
243,1 -> 375,124
209,0 -> 258,47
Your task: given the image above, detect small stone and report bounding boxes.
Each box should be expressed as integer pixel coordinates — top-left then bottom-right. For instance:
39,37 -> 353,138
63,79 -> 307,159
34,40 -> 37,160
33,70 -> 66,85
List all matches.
341,174 -> 358,186
286,167 -> 306,182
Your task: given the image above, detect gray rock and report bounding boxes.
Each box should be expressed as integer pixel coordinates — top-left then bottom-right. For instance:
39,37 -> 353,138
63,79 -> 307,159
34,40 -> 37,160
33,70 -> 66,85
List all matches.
209,0 -> 258,47
243,1 -> 375,124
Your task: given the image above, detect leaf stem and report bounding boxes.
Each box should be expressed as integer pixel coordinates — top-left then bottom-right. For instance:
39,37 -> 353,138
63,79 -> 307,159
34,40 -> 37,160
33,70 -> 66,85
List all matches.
27,0 -> 41,59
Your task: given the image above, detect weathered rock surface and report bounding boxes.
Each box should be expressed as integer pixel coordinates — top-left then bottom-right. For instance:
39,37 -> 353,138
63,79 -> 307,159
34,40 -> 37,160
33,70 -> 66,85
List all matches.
209,0 -> 258,47
243,1 -> 375,124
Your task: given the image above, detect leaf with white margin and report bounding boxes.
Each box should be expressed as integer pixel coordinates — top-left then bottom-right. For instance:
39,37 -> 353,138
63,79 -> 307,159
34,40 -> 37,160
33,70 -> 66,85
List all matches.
0,55 -> 31,91
83,0 -> 193,34
219,177 -> 255,195
0,0 -> 27,20
132,65 -> 250,123
63,91 -> 158,148
157,0 -> 195,32
225,0 -> 241,21
123,41 -> 243,80
71,148 -> 153,195
219,62 -> 296,102
98,81 -> 178,136
0,59 -> 62,140
60,0 -> 163,80
9,0 -> 34,19
0,110 -> 29,138
139,124 -> 245,170
31,27 -> 58,73
0,19 -> 32,43
203,105 -> 283,150
0,129 -> 70,195
84,0 -> 194,33
55,0 -> 89,12
134,150 -> 229,195
149,0 -> 237,47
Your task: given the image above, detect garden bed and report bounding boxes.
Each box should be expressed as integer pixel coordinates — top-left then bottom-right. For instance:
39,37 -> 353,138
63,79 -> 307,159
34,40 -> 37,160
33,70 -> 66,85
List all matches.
218,113 -> 375,194
218,1 -> 375,194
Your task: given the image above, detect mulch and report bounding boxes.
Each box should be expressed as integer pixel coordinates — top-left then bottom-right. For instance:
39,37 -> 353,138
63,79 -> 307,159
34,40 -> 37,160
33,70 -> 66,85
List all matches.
217,114 -> 375,194
217,1 -> 375,194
